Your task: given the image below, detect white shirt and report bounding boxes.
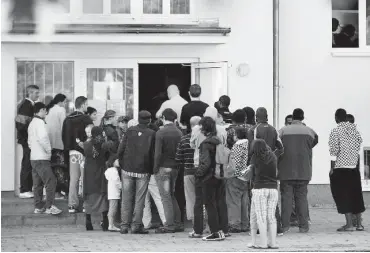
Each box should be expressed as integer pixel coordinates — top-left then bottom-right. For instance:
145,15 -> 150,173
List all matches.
28,117 -> 52,161
156,94 -> 187,121
104,167 -> 122,200
45,105 -> 66,150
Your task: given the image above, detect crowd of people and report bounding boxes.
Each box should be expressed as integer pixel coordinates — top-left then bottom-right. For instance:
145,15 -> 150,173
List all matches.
15,83 -> 366,248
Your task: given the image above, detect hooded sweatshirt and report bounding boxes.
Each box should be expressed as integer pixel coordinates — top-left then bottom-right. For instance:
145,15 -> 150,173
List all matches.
195,135 -> 221,182
329,121 -> 362,169
62,111 -> 93,153
250,150 -> 278,190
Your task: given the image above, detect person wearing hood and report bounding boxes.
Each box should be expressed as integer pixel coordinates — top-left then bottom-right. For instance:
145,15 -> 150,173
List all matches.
62,96 -> 93,213
329,109 -> 365,232
118,110 -> 155,234
195,117 -> 228,241
189,106 -> 227,238
278,108 -> 318,233
248,139 -> 279,249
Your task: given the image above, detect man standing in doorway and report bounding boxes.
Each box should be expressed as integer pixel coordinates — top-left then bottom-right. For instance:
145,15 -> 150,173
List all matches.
62,96 -> 92,213
180,84 -> 209,133
156,84 -> 187,124
154,108 -> 183,233
16,85 -> 40,199
278,108 -> 318,233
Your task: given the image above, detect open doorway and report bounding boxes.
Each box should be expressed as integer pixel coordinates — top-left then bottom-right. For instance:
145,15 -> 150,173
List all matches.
139,64 -> 191,119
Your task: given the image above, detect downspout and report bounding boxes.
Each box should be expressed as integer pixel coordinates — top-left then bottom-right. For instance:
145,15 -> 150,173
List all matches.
273,0 -> 280,129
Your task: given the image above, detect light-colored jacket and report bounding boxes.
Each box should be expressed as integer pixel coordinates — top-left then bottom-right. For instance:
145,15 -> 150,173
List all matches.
104,167 -> 122,200
28,117 -> 52,161
156,94 -> 187,122
45,105 -> 66,150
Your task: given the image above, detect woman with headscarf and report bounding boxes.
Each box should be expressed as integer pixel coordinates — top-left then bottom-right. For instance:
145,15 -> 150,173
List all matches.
248,139 -> 279,249
83,126 -> 114,231
45,93 -> 67,199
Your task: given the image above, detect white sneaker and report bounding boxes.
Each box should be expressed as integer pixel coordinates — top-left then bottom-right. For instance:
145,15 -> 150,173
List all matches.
45,205 -> 62,215
108,226 -> 121,232
19,192 -> 34,199
34,208 -> 46,214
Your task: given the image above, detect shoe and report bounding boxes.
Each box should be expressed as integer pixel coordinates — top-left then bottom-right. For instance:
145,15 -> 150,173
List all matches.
34,208 -> 46,214
223,232 -> 231,237
100,221 -> 109,232
155,227 -> 175,233
120,227 -> 129,234
202,232 -> 225,241
337,225 -> 355,232
68,206 -> 77,213
356,225 -> 365,231
131,228 -> 149,234
54,192 -> 65,200
108,226 -> 121,232
86,223 -> 94,231
20,192 -> 34,199
189,231 -> 203,238
45,205 -> 62,215
299,227 -> 309,233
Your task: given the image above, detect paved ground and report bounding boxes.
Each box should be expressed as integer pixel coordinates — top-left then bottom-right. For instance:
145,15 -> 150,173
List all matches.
1,208 -> 370,252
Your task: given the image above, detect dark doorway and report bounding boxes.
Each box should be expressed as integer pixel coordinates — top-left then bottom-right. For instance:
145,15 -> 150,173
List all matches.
139,64 -> 191,119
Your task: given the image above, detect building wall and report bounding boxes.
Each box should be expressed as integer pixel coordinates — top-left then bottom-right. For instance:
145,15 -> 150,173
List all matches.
1,0 -> 274,191
279,0 -> 370,186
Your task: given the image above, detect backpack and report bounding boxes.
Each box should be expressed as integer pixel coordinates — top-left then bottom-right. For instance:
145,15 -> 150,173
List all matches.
214,144 -> 233,179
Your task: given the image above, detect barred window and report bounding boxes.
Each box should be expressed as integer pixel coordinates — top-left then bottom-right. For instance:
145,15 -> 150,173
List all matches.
143,0 -> 163,14
111,0 -> 131,14
170,0 -> 190,14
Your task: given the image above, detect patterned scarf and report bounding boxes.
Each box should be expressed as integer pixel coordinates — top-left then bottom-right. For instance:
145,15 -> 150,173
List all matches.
92,135 -> 105,159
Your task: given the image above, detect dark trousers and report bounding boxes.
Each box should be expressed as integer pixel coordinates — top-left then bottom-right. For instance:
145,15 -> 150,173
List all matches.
30,160 -> 57,209
193,178 -> 205,234
203,177 -> 228,234
20,144 -> 33,193
175,168 -> 186,222
280,180 -> 309,230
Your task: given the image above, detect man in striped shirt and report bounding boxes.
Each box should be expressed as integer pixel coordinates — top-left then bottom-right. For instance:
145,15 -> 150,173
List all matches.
176,116 -> 201,224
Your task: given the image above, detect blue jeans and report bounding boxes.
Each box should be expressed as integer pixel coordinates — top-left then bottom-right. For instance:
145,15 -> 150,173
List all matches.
120,173 -> 150,230
155,168 -> 182,230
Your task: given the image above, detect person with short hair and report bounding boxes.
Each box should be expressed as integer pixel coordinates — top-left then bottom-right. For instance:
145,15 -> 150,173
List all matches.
28,102 -> 62,215
176,116 -> 201,226
86,107 -> 98,122
226,109 -> 250,149
214,95 -> 232,124
329,109 -> 365,232
62,96 -> 93,213
243,106 -> 256,127
285,115 -> 293,126
154,108 -> 183,233
101,110 -> 119,156
118,110 -> 155,234
180,84 -> 209,133
279,108 -> 318,233
156,84 -> 187,123
117,116 -> 130,141
226,127 -> 250,233
16,84 -> 40,199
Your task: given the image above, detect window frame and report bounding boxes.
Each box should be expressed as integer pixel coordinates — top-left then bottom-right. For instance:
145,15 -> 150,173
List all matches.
58,0 -> 196,25
331,0 -> 370,56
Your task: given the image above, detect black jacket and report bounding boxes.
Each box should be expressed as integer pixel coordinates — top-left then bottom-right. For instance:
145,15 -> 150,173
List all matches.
195,136 -> 220,182
118,124 -> 156,175
62,111 -> 93,153
15,99 -> 34,146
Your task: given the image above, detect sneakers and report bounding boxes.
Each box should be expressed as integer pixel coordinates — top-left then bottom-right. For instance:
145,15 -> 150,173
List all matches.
189,230 -> 203,238
45,205 -> 62,215
120,227 -> 129,234
54,192 -> 65,200
68,206 -> 78,213
20,192 -> 34,199
108,226 -> 121,232
202,231 -> 225,241
131,228 -> 149,234
34,208 -> 46,214
155,227 -> 176,233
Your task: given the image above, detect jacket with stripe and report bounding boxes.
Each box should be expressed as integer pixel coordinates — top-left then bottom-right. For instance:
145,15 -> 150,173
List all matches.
15,99 -> 34,146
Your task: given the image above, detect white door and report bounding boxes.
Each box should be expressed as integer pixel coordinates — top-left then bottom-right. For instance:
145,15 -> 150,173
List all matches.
79,60 -> 138,125
191,62 -> 229,106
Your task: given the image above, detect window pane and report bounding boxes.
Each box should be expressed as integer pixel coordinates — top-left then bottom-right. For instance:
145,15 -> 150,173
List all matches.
17,62 -> 26,105
171,0 -> 190,14
367,0 -> 370,45
111,0 -> 130,14
143,0 -> 163,14
59,0 -> 70,13
331,0 -> 359,48
53,63 -> 63,96
83,0 -> 103,14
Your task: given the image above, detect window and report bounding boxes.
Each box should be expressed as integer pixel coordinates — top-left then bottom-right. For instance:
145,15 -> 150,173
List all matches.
83,0 -> 104,14
143,0 -> 163,14
111,0 -> 131,14
171,0 -> 190,14
16,61 -> 74,113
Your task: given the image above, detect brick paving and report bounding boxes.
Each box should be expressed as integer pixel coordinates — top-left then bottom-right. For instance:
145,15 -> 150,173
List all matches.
1,208 -> 369,252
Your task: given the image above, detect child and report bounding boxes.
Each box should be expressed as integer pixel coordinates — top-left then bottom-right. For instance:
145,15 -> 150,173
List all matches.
28,102 -> 62,215
249,139 -> 279,249
226,127 -> 250,233
104,160 -> 122,232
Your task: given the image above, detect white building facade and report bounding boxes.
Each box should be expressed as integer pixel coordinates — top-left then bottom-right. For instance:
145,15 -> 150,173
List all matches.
1,0 -> 369,198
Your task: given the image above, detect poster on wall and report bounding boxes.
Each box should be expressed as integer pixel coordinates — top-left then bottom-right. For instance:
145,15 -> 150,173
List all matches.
107,99 -> 126,117
331,0 -> 359,48
93,82 -> 108,100
109,82 -> 124,100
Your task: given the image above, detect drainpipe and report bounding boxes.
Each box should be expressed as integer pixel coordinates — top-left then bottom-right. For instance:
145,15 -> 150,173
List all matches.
273,0 -> 280,129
